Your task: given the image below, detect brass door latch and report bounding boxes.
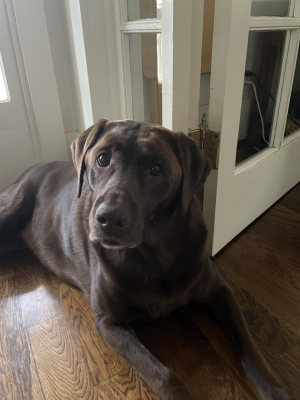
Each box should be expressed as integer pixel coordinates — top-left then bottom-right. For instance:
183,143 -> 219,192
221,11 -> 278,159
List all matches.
188,113 -> 221,170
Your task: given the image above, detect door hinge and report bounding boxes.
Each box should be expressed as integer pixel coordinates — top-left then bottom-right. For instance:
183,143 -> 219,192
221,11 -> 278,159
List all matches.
188,113 -> 221,170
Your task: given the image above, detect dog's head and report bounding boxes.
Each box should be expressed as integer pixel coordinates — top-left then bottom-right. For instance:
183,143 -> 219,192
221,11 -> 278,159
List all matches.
71,119 -> 211,249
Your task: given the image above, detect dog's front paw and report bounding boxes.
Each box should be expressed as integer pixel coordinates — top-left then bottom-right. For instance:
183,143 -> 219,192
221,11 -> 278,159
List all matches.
258,385 -> 298,400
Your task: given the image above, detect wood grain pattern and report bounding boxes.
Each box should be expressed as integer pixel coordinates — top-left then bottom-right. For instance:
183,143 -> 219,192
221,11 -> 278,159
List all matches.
59,282 -> 128,385
260,343 -> 300,397
215,238 -> 300,339
186,302 -> 261,396
96,368 -> 158,400
247,203 -> 300,263
223,277 -> 298,357
0,183 -> 299,399
278,183 -> 300,215
14,251 -> 62,328
133,309 -> 256,399
29,315 -> 97,400
278,344 -> 300,395
0,277 -> 44,400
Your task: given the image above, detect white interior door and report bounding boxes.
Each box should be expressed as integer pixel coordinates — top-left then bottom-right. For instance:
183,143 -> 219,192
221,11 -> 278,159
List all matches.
0,0 -> 69,191
203,0 -> 300,255
0,0 -> 39,190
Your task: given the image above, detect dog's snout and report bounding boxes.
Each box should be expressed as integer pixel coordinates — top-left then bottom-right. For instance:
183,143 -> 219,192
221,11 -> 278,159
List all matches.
96,203 -> 128,230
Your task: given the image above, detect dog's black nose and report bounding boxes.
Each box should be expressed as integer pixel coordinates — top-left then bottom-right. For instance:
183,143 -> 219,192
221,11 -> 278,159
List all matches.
96,203 -> 128,230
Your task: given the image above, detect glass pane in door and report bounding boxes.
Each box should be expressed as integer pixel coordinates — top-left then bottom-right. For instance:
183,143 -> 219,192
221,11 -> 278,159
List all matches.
236,30 -> 286,166
128,33 -> 162,124
251,0 -> 290,16
127,0 -> 162,21
284,44 -> 300,137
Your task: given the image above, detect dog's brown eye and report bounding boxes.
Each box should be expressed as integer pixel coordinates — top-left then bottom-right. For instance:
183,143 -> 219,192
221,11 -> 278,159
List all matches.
149,164 -> 162,176
97,153 -> 110,167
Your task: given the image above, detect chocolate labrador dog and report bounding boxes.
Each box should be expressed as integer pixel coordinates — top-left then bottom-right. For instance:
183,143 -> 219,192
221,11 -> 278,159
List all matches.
0,119 -> 295,400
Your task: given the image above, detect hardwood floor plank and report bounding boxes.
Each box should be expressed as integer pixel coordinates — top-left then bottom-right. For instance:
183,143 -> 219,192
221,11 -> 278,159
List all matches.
214,231 -> 299,354
186,303 -> 259,398
223,278 -> 298,356
215,243 -> 300,340
247,203 -> 300,262
96,368 -> 158,400
0,277 -> 45,400
279,343 -> 300,397
133,309 -> 257,400
260,343 -> 300,398
59,282 -> 128,385
13,250 -> 63,328
244,231 -> 300,288
278,183 -> 300,215
29,314 -> 97,400
234,228 -> 300,297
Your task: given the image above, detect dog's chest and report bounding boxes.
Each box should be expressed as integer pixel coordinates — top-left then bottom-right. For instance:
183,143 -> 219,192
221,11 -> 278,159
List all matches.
102,243 -> 201,321
126,271 -> 196,321
129,288 -> 193,322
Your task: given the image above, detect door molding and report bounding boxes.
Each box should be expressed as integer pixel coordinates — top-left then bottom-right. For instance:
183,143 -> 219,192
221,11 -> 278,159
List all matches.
5,0 -> 69,162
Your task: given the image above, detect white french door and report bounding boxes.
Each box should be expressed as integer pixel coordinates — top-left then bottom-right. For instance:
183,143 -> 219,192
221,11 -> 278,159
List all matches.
204,0 -> 300,255
0,0 -> 69,191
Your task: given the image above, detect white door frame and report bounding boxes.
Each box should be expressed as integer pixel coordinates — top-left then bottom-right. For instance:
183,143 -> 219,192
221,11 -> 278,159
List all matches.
162,0 -> 204,132
4,0 -> 69,162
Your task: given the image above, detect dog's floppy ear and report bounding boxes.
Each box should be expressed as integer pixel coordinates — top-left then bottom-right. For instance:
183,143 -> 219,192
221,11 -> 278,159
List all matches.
71,119 -> 108,198
174,133 -> 212,217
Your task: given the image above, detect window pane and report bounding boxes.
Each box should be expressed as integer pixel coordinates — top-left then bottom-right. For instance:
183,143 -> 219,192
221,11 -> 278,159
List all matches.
284,45 -> 300,137
127,0 -> 161,21
236,31 -> 285,166
0,53 -> 10,102
251,0 -> 290,16
128,33 -> 162,124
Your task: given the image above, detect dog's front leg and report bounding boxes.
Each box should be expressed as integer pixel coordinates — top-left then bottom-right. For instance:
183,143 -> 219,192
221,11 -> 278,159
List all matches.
95,315 -> 197,400
207,274 -> 296,400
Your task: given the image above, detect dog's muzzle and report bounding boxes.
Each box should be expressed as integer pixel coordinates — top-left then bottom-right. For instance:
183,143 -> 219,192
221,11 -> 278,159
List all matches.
92,193 -> 143,248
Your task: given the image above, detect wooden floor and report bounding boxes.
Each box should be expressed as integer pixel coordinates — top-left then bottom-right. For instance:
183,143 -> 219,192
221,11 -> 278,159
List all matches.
0,183 -> 300,400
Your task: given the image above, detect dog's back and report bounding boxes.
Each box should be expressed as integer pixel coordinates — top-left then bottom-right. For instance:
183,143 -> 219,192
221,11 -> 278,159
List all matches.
0,161 -> 75,252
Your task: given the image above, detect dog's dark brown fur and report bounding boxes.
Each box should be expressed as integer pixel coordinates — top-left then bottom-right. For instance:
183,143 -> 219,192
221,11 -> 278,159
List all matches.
0,119 -> 296,399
